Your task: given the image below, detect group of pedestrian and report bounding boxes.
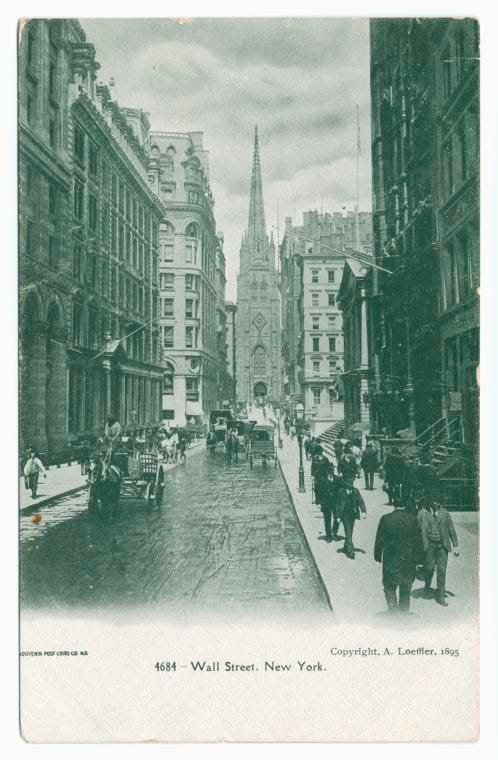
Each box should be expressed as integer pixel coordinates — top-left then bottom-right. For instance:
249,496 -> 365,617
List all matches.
159,427 -> 187,463
374,491 -> 459,611
311,444 -> 367,560
310,437 -> 460,612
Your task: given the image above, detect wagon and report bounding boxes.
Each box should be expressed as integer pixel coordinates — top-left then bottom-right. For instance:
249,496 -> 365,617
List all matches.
248,424 -> 277,469
116,451 -> 165,509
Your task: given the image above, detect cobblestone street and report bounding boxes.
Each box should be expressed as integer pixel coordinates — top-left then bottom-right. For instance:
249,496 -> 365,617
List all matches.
20,447 -> 329,618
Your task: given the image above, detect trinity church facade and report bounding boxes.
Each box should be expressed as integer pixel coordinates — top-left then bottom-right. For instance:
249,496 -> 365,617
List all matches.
235,128 -> 281,406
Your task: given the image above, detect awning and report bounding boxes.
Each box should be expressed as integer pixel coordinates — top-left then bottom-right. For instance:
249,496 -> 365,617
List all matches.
185,401 -> 204,417
162,395 -> 176,411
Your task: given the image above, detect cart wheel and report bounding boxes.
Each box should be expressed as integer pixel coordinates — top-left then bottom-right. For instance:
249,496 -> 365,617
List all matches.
88,483 -> 97,512
249,456 -> 253,469
145,482 -> 155,510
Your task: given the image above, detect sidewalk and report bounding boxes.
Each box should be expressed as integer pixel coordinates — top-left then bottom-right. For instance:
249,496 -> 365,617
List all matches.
19,440 -> 205,512
278,433 -> 479,625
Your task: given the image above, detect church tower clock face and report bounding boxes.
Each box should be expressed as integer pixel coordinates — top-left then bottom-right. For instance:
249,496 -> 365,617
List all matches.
235,126 -> 281,406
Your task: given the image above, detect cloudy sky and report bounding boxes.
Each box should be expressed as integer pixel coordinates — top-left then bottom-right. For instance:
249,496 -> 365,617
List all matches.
80,18 -> 372,299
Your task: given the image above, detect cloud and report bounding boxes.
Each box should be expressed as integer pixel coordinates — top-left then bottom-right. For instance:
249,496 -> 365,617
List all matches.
80,17 -> 372,299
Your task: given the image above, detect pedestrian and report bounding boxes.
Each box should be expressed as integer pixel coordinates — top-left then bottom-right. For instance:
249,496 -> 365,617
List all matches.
311,444 -> 334,507
178,433 -> 187,463
231,431 -> 240,463
336,479 -> 367,559
338,449 -> 357,484
350,441 -> 362,476
304,433 -> 313,461
289,422 -> 296,439
402,454 -> 419,499
383,448 -> 405,505
361,441 -> 378,490
23,451 -> 46,499
418,495 -> 459,606
320,474 -> 342,542
374,496 -> 425,612
333,438 -> 344,464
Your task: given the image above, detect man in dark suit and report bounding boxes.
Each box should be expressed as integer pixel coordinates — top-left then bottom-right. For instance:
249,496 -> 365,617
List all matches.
383,449 -> 406,505
418,497 -> 459,606
311,445 -> 334,508
374,497 -> 425,612
336,480 -> 367,559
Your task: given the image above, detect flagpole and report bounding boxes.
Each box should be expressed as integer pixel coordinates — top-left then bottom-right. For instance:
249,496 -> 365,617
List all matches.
355,104 -> 361,250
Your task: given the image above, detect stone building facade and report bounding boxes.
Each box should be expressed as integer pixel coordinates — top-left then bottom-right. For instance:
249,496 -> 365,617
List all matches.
337,259 -> 372,440
279,210 -> 372,431
235,128 -> 281,407
20,19 -> 164,458
147,131 -> 222,426
369,18 -> 479,446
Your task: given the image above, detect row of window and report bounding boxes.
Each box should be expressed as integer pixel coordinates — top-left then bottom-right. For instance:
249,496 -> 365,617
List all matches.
163,374 -> 199,397
308,387 -> 337,407
309,336 -> 338,353
309,313 -> 338,329
159,273 -> 201,292
310,358 -> 339,375
310,292 -> 338,308
162,325 -> 200,349
159,240 -> 198,264
310,269 -> 338,285
441,23 -> 478,103
161,297 -> 200,319
441,108 -> 478,202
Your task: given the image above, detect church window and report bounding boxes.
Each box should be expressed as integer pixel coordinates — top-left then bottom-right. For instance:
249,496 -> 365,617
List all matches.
253,346 -> 266,374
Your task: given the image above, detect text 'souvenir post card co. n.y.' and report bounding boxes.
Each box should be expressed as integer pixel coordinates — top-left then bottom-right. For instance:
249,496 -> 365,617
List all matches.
19,17 -> 479,742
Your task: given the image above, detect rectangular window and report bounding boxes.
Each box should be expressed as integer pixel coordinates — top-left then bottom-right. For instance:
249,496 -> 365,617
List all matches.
48,235 -> 57,269
443,46 -> 452,99
312,316 -> 320,330
185,244 -> 193,263
73,243 -> 82,281
27,29 -> 35,67
111,174 -> 117,205
311,293 -> 319,307
163,325 -> 174,348
73,180 -> 84,221
328,292 -> 335,307
329,359 -> 337,375
328,314 -> 336,327
88,194 -> 98,232
185,298 -> 193,318
327,270 -> 335,283
185,274 -> 193,290
111,267 -> 117,302
313,388 -> 321,406
132,237 -> 138,267
118,224 -> 124,260
163,373 -> 174,395
26,90 -> 34,125
329,337 -> 336,353
313,360 -> 320,373
164,273 -> 174,289
48,183 -> 57,215
74,125 -> 85,163
119,181 -> 124,213
185,326 -> 193,348
89,142 -> 98,177
163,244 -> 174,262
126,189 -> 131,220
163,298 -> 174,317
312,337 -> 320,352
311,270 -> 319,284
102,206 -> 109,241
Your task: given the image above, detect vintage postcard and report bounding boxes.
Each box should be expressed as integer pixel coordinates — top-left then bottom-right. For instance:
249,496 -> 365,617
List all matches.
19,16 -> 479,742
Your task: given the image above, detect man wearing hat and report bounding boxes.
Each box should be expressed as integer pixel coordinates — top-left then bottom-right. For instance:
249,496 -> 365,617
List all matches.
361,441 -> 378,490
374,495 -> 425,612
336,477 -> 367,559
418,494 -> 459,606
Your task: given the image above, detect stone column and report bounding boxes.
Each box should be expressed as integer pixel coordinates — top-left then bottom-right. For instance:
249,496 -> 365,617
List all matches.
46,327 -> 68,454
21,321 -> 48,454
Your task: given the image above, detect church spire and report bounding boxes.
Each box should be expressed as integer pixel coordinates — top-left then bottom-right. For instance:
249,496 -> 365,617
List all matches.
247,124 -> 267,259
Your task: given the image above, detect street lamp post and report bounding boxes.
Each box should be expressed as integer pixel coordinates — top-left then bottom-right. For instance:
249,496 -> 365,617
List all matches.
295,401 -> 306,493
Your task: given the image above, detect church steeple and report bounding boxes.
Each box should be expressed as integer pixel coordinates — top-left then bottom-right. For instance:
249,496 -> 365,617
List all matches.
247,125 -> 267,260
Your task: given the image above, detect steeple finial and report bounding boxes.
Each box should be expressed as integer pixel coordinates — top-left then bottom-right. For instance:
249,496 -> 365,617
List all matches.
247,124 -> 266,259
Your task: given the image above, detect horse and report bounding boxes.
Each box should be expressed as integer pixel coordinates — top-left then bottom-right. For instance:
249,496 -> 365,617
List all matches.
87,451 -> 122,519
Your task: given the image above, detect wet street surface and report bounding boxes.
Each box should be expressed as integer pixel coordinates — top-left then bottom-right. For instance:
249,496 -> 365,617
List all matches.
20,449 -> 329,618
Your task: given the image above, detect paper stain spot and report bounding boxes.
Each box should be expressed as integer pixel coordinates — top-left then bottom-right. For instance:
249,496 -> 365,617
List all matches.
31,513 -> 42,525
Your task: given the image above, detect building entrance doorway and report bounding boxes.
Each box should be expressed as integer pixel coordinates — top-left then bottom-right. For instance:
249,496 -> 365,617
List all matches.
253,382 -> 268,401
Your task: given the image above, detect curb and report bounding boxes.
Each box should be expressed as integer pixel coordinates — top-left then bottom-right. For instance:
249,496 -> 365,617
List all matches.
277,457 -> 334,614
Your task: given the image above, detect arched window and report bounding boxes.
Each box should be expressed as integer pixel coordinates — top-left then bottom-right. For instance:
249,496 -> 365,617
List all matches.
185,222 -> 199,239
253,346 -> 266,375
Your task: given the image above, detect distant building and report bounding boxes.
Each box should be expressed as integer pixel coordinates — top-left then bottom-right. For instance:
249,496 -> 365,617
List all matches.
225,302 -> 237,405
19,19 -> 164,457
148,131 -> 222,426
279,209 -> 372,433
235,128 -> 281,407
337,259 -> 372,441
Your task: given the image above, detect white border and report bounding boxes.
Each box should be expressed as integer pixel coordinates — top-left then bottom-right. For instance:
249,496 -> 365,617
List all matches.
2,1 -> 496,757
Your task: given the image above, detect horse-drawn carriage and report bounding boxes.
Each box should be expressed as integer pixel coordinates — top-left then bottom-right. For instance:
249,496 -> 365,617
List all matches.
248,424 -> 277,469
87,441 -> 165,516
207,410 -> 234,455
